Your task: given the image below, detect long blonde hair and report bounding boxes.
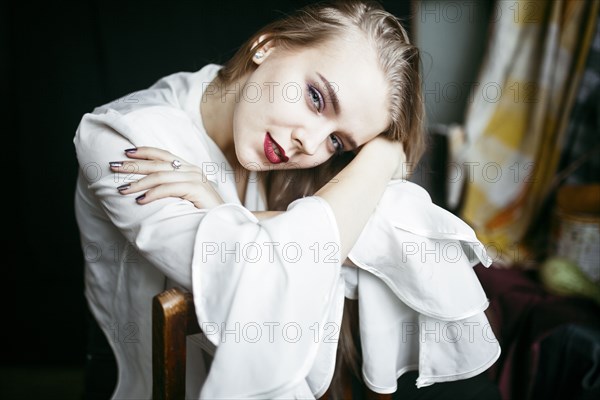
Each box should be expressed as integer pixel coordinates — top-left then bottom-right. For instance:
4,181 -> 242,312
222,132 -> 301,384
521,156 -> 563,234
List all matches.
218,0 -> 425,396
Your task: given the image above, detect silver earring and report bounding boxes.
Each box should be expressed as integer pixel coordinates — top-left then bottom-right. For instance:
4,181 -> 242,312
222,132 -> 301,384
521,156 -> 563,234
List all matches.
254,50 -> 265,60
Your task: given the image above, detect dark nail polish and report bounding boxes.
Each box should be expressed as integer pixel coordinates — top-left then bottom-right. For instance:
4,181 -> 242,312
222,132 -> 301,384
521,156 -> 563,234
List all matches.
110,162 -> 123,167
124,148 -> 137,154
117,184 -> 130,191
136,194 -> 145,201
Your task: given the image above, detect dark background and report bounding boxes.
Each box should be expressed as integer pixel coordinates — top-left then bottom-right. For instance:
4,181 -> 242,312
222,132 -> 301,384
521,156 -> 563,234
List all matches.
3,0 -> 412,369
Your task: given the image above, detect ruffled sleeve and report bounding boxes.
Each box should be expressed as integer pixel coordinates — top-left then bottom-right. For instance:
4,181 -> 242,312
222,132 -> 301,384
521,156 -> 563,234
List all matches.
347,180 -> 500,392
192,196 -> 344,399
191,179 -> 500,398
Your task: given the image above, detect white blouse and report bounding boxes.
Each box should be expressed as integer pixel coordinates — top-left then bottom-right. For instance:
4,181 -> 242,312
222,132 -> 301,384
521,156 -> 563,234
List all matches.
74,64 -> 500,399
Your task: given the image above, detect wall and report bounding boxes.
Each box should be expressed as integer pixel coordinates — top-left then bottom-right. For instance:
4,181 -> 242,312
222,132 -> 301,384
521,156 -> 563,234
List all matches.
414,0 -> 493,126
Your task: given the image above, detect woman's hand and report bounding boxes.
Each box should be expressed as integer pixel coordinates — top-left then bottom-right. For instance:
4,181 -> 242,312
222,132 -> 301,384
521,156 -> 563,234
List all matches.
358,136 -> 407,180
109,147 -> 225,209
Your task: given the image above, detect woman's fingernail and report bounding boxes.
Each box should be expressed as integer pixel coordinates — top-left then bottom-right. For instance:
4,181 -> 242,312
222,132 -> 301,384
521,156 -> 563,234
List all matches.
117,184 -> 130,191
124,148 -> 137,154
136,194 -> 145,201
109,162 -> 123,167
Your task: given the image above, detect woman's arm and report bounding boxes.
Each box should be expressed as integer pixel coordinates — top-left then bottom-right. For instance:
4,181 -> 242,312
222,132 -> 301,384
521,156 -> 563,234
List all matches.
117,137 -> 404,260
314,136 -> 403,259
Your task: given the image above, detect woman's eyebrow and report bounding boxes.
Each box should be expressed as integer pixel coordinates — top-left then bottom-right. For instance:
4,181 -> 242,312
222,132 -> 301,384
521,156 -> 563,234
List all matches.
317,72 -> 340,115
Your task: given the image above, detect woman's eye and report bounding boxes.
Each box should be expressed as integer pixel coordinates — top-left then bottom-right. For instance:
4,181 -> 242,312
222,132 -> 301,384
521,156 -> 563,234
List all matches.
307,85 -> 324,112
330,134 -> 344,154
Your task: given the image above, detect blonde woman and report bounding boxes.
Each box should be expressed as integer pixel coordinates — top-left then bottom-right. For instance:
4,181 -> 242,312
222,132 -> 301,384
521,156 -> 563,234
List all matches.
74,1 -> 500,398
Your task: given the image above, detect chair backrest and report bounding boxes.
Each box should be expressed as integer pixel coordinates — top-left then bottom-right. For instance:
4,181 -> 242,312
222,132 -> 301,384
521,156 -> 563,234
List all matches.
152,287 -> 391,399
152,287 -> 200,399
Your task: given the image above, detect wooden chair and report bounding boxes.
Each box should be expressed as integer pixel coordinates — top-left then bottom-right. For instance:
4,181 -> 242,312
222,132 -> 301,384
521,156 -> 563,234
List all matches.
152,287 -> 201,399
152,287 -> 390,400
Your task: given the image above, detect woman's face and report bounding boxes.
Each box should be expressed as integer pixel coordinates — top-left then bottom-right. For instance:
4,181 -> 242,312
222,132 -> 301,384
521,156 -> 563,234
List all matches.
232,34 -> 390,171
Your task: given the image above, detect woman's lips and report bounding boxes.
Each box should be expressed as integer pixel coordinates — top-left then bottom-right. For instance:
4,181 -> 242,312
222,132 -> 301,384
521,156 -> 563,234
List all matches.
264,132 -> 289,164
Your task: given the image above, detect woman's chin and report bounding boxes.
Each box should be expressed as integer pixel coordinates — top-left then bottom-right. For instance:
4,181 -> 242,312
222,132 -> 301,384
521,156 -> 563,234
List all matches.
236,155 -> 264,171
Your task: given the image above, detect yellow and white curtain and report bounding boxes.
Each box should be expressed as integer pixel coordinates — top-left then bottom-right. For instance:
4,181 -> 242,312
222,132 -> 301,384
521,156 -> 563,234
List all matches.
459,0 -> 599,265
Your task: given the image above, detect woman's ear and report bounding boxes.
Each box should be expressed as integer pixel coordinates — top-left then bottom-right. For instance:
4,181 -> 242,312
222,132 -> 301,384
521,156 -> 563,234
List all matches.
251,34 -> 273,65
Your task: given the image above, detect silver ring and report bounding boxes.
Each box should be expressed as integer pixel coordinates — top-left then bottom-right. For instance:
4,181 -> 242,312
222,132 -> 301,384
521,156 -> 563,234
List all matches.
171,159 -> 182,170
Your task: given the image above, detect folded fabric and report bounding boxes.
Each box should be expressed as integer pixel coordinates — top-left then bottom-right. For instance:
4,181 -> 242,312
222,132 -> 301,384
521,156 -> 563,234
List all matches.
192,179 -> 500,398
346,180 -> 499,393
349,179 -> 492,320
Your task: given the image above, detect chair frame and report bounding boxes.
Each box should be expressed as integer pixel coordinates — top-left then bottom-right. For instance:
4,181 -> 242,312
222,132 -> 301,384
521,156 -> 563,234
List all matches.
152,287 -> 200,399
152,287 -> 390,399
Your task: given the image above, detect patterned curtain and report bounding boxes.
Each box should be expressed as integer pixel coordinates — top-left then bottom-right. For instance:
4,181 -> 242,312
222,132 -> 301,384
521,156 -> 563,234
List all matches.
459,0 -> 599,265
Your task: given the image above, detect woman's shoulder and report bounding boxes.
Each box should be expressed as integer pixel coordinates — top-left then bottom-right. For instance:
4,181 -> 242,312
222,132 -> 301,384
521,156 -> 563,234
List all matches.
75,64 -> 223,158
89,63 -> 223,120
76,104 -> 214,166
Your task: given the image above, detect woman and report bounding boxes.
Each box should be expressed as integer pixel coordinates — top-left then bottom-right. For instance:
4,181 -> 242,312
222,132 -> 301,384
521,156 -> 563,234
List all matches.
74,1 -> 499,398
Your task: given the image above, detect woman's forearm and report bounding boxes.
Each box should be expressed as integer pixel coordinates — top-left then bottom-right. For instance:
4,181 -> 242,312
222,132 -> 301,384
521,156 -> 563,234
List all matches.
315,137 -> 401,260
253,211 -> 284,220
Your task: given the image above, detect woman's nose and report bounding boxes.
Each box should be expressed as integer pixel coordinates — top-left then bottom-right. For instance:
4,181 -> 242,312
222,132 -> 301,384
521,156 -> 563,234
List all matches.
291,126 -> 329,156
